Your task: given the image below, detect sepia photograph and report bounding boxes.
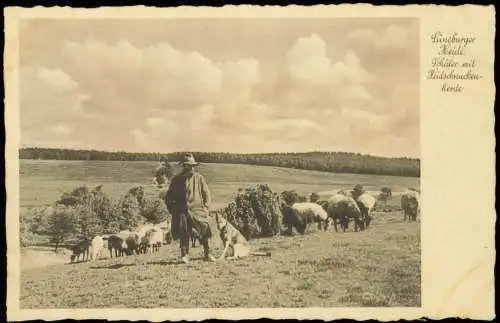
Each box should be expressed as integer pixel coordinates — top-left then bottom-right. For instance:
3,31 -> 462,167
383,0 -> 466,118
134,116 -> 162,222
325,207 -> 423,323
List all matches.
4,4 -> 495,321
16,16 -> 421,309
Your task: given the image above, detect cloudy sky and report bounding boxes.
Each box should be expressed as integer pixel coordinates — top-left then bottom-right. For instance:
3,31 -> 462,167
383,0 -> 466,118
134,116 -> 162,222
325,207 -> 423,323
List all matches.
19,18 -> 419,158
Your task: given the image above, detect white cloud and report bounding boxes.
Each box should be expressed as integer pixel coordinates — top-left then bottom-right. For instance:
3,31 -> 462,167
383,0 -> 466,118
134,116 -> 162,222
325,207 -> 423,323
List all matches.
220,59 -> 260,88
260,118 -> 325,132
345,86 -> 372,102
384,25 -> 409,46
49,124 -> 74,135
20,66 -> 90,145
271,34 -> 381,135
286,34 -> 375,87
146,117 -> 166,127
36,67 -> 79,90
286,34 -> 332,85
347,24 -> 409,51
341,108 -> 386,133
20,26 -> 419,157
130,128 -> 148,146
60,39 -> 224,114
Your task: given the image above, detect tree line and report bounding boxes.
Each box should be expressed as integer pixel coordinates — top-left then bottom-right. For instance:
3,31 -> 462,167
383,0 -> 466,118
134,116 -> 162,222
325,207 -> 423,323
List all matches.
19,148 -> 420,177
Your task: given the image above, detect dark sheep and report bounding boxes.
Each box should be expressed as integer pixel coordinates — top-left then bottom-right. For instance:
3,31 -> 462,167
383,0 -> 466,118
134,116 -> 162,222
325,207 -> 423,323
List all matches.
281,203 -> 307,236
70,238 -> 91,263
107,235 -> 126,258
124,233 -> 141,256
325,194 -> 366,232
139,236 -> 149,254
401,190 -> 421,222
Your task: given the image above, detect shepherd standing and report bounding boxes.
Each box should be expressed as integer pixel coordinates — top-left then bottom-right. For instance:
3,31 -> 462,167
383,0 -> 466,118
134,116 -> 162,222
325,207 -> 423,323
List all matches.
165,153 -> 216,264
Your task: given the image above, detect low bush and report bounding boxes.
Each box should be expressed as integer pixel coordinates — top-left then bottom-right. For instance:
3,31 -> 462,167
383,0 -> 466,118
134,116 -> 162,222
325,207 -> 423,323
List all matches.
220,184 -> 283,240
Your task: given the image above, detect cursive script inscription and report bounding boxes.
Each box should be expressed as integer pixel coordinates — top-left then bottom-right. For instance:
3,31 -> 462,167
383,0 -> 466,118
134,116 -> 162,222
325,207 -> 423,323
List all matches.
427,31 -> 483,93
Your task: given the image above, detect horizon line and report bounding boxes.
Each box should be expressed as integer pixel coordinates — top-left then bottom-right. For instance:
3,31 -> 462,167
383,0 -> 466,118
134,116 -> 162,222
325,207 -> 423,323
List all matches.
19,146 -> 420,160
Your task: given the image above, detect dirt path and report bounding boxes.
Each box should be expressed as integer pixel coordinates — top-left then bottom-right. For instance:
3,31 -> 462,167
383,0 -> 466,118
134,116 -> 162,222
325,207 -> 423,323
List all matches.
21,248 -> 73,270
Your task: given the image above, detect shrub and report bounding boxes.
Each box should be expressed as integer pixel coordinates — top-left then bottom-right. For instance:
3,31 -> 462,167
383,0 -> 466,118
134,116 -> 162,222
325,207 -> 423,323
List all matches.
378,187 -> 393,206
20,214 -> 36,248
54,184 -> 122,236
56,186 -> 92,207
24,205 -> 52,235
117,194 -> 144,231
47,205 -> 79,251
140,198 -> 170,224
220,184 -> 283,240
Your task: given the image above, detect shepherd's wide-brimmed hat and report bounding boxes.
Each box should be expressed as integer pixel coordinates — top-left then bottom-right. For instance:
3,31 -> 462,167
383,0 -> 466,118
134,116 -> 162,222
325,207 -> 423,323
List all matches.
179,153 -> 200,166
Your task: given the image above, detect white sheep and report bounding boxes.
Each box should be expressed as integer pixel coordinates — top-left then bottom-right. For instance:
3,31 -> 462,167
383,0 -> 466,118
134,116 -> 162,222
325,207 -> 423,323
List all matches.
156,220 -> 173,245
133,224 -> 155,253
136,224 -> 154,240
142,227 -> 164,253
290,202 -> 330,232
90,235 -> 105,261
355,193 -> 377,229
117,230 -> 132,238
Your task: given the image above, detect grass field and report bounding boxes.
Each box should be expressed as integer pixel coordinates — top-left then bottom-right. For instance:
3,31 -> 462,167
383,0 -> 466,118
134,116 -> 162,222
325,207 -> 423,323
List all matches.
18,160 -> 421,308
20,159 -> 419,209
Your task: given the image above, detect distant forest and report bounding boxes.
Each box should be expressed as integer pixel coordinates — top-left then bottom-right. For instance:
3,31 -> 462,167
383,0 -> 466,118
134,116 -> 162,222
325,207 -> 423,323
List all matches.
19,148 -> 420,177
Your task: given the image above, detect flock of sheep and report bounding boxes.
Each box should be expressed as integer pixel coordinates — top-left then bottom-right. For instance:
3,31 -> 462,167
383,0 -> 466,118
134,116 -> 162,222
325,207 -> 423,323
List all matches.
69,222 -> 172,263
67,186 -> 421,264
281,187 -> 421,235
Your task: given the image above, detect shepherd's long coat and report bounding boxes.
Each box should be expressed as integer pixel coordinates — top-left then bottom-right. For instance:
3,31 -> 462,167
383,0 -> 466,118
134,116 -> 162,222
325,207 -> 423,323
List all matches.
165,171 -> 212,240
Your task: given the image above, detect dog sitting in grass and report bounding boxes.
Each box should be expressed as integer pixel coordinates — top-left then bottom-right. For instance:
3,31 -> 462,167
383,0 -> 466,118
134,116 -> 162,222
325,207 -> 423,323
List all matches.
215,212 -> 271,261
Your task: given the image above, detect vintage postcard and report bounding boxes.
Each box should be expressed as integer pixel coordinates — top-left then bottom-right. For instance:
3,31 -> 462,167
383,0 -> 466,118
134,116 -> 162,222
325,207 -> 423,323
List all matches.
4,4 -> 495,322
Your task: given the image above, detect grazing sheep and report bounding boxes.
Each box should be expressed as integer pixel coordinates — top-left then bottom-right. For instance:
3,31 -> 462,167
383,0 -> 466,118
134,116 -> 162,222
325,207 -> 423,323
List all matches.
141,227 -> 164,253
156,220 -> 172,245
139,237 -> 148,254
135,224 -> 155,253
281,202 -> 307,236
316,200 -> 329,209
107,235 -> 127,258
138,226 -> 159,254
290,202 -> 330,232
323,194 -> 348,232
355,193 -> 377,229
90,235 -> 105,261
325,194 -> 365,232
401,189 -> 421,222
70,238 -> 91,263
136,224 -> 154,239
118,230 -> 132,237
124,233 -> 142,256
